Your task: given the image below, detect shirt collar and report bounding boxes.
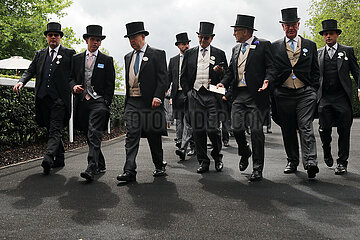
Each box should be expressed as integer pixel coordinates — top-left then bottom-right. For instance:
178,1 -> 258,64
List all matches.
86,49 -> 99,57
199,45 -> 210,53
326,42 -> 338,51
135,43 -> 148,54
244,36 -> 254,46
49,45 -> 60,54
286,35 -> 299,43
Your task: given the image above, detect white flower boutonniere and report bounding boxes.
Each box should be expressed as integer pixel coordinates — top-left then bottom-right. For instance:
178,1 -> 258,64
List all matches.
338,52 -> 348,60
210,56 -> 215,60
56,54 -> 62,64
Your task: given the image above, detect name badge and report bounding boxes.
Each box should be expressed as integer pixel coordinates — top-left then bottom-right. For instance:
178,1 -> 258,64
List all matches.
292,75 -> 296,80
209,60 -> 215,65
97,63 -> 104,68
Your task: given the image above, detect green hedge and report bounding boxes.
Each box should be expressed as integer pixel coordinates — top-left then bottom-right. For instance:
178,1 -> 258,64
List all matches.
0,85 -> 125,151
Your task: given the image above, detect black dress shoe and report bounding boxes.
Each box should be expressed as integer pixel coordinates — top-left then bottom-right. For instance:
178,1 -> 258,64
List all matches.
98,167 -> 106,173
41,160 -> 52,175
197,164 -> 209,173
215,161 -> 224,172
307,165 -> 319,178
324,156 -> 334,167
175,141 -> 182,149
80,171 -> 94,181
52,161 -> 65,168
175,149 -> 186,161
153,169 -> 166,177
117,172 -> 136,182
223,141 -> 230,147
284,162 -> 297,174
249,170 -> 262,181
239,149 -> 252,171
335,163 -> 347,175
187,149 -> 195,156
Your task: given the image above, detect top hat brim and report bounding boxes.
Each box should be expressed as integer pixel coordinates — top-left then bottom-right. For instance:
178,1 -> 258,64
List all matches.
196,32 -> 215,37
319,29 -> 342,35
230,24 -> 257,31
175,40 -> 191,46
124,30 -> 149,38
83,34 -> 106,40
279,17 -> 301,23
44,30 -> 64,37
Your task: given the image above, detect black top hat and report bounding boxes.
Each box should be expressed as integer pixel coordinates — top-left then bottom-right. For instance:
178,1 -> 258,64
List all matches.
197,22 -> 215,36
231,14 -> 257,31
319,19 -> 342,35
124,22 -> 149,38
83,25 -> 106,40
44,22 -> 64,37
175,32 -> 191,46
279,7 -> 301,23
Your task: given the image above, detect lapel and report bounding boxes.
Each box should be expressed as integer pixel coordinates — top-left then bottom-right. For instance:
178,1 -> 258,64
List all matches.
245,37 -> 257,69
125,51 -> 133,81
337,44 -> 344,71
280,37 -> 292,67
92,51 -> 102,81
139,45 -> 150,77
233,44 -> 241,72
191,46 -> 199,69
51,45 -> 62,73
319,47 -> 325,76
79,51 -> 86,82
38,47 -> 48,79
175,54 -> 180,77
297,36 -> 306,63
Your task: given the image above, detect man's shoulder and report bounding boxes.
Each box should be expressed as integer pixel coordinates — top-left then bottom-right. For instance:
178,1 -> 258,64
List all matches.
210,45 -> 225,54
271,38 -> 284,45
300,37 -> 316,46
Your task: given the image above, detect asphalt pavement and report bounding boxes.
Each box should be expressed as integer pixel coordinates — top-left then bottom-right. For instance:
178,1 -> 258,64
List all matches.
1,119 -> 360,240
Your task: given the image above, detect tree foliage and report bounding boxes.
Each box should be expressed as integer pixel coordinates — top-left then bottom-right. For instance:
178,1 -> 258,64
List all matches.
0,0 -> 80,60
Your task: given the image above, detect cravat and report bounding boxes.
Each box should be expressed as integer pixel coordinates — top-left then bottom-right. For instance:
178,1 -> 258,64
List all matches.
241,43 -> 248,54
50,49 -> 55,61
289,39 -> 295,51
134,50 -> 141,75
201,48 -> 207,57
328,47 -> 335,59
87,52 -> 93,68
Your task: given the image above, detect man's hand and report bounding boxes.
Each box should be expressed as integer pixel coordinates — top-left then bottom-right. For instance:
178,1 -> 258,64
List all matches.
152,98 -> 161,108
258,80 -> 269,92
169,98 -> 173,105
213,65 -> 224,73
73,85 -> 84,94
216,83 -> 225,89
13,82 -> 23,94
358,91 -> 360,101
222,96 -> 227,101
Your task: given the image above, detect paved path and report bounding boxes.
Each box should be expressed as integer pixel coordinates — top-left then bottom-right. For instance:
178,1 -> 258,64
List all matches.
1,120 -> 360,239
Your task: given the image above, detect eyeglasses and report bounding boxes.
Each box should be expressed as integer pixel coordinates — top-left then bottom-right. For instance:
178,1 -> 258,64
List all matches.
47,33 -> 60,37
198,35 -> 210,40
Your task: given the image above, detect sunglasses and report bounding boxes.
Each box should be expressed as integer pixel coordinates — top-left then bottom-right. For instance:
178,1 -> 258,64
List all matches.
47,33 -> 60,37
198,35 -> 210,40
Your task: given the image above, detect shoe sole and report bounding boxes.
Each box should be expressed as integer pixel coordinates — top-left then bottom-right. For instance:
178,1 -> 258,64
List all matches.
80,172 -> 94,181
307,166 -> 319,178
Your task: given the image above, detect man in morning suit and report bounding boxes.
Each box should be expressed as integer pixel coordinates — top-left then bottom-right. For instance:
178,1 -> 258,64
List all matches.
168,32 -> 195,160
271,8 -> 320,178
317,19 -> 360,174
181,21 -> 228,173
69,25 -> 115,181
217,14 -> 274,181
13,22 -> 76,175
117,22 -> 168,182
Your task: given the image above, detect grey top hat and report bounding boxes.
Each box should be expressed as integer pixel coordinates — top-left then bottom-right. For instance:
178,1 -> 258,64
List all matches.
44,22 -> 64,37
124,22 -> 149,38
319,19 -> 342,35
196,22 -> 215,36
231,14 -> 257,31
83,25 -> 106,40
175,32 -> 191,46
279,7 -> 301,23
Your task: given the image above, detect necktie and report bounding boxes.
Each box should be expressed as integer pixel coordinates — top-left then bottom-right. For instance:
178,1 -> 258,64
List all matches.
328,47 -> 335,59
134,51 -> 141,75
289,39 -> 295,51
50,49 -> 55,61
88,52 -> 93,68
241,43 -> 248,54
201,48 -> 207,57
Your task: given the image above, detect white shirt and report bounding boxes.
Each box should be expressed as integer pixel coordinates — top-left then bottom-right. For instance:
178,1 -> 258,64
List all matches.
326,42 -> 338,59
241,36 -> 255,53
86,49 -> 98,63
286,36 -> 300,51
49,45 -> 60,61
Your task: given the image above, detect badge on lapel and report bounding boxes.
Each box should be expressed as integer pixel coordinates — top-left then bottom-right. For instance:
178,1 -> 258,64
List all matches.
210,56 -> 215,60
56,55 -> 62,64
303,48 -> 308,56
97,63 -> 104,68
143,57 -> 149,61
338,52 -> 348,60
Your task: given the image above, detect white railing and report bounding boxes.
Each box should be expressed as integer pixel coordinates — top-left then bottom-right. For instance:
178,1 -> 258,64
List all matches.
0,77 -> 125,142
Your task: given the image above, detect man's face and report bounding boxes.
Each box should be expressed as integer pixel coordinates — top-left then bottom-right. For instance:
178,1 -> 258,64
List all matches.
46,32 -> 61,49
129,34 -> 145,51
86,36 -> 102,52
322,31 -> 339,47
282,22 -> 300,39
233,28 -> 247,43
177,42 -> 190,53
198,34 -> 213,49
